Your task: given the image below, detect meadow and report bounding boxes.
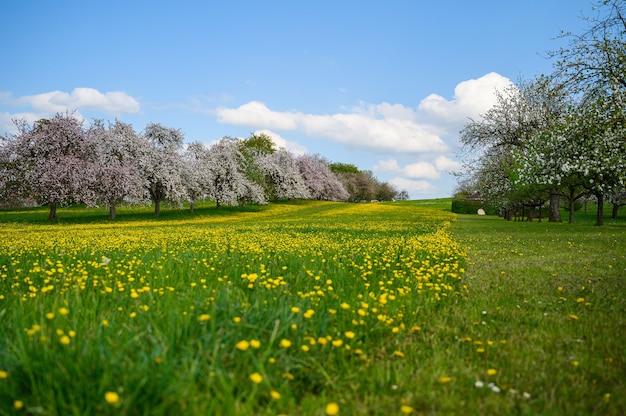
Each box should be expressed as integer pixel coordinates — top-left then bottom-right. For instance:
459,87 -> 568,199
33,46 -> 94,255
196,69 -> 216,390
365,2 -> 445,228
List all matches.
0,200 -> 624,415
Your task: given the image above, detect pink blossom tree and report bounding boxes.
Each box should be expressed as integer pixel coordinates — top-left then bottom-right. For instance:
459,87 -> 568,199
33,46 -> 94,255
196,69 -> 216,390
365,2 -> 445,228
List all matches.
92,120 -> 149,219
296,154 -> 349,201
257,149 -> 310,201
4,112 -> 99,220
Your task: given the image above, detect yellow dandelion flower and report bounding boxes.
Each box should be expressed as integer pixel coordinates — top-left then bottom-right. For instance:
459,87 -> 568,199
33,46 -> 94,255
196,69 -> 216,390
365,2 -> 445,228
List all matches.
279,339 -> 292,348
198,314 -> 211,321
104,391 -> 119,404
438,376 -> 453,384
233,316 -> 242,323
345,331 -> 355,339
325,402 -> 340,415
301,345 -> 310,352
0,370 -> 8,379
487,369 -> 497,376
392,350 -> 405,358
59,335 -> 71,345
576,297 -> 584,303
58,307 -> 69,316
45,312 -> 55,320
14,400 -> 24,410
568,314 -> 579,320
332,339 -> 343,347
340,302 -> 350,310
236,340 -> 250,351
250,339 -> 261,349
303,309 -> 315,319
270,390 -> 282,400
400,405 -> 415,414
102,319 -> 109,327
250,372 -> 263,384
291,306 -> 300,313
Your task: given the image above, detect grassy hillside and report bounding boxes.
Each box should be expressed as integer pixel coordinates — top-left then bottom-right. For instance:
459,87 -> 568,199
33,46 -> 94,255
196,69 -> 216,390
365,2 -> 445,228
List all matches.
0,200 -> 624,415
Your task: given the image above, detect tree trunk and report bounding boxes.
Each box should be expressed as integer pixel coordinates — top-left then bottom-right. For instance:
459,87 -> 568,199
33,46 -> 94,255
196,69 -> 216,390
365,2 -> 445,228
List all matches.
190,200 -> 195,214
109,203 -> 117,220
612,204 -> 619,219
48,201 -> 58,221
569,198 -> 575,224
216,200 -> 221,209
155,199 -> 161,216
596,193 -> 604,226
549,189 -> 561,222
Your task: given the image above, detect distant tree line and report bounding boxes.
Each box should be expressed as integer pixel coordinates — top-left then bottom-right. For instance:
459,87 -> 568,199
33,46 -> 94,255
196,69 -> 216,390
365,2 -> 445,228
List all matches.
0,115 -> 403,220
456,0 -> 626,226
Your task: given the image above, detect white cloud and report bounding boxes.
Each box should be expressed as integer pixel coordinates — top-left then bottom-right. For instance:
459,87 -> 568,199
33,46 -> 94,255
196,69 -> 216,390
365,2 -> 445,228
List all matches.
3,88 -> 140,116
433,155 -> 462,173
215,73 -> 512,156
374,158 -> 441,179
388,177 -> 437,195
217,101 -> 448,154
253,129 -> 307,156
418,72 -> 512,126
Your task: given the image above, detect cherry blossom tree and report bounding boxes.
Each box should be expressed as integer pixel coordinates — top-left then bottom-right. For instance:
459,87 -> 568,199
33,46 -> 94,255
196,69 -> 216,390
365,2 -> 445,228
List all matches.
3,112 -> 99,220
257,149 -> 310,201
92,120 -> 149,219
206,137 -> 265,209
296,154 -> 349,201
182,141 -> 212,213
142,123 -> 188,216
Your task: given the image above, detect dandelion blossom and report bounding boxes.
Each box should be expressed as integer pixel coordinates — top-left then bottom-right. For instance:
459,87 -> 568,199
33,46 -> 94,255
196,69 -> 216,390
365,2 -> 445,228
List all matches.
236,340 -> 250,351
400,405 -> 415,414
250,372 -> 263,384
325,402 -> 340,415
279,339 -> 292,348
250,339 -> 261,349
438,376 -> 452,384
270,390 -> 281,400
14,400 -> 24,410
487,369 -> 497,376
0,370 -> 8,379
104,391 -> 120,404
59,335 -> 71,345
198,314 -> 211,321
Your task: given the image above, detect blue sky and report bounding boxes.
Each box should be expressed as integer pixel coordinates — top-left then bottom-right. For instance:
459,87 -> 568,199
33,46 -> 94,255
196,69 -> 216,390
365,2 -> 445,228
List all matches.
1,0 -> 593,198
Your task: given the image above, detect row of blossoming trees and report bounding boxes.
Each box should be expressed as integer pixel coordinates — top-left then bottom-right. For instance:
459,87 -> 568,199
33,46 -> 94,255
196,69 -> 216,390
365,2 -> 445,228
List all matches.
456,0 -> 626,226
0,114 -> 399,220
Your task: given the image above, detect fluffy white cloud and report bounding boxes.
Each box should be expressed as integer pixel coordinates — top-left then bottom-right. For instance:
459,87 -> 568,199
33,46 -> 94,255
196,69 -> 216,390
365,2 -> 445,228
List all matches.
418,72 -> 512,126
216,73 -> 511,156
433,155 -> 462,173
374,158 -> 443,179
217,101 -> 448,154
3,88 -> 140,115
388,177 -> 437,195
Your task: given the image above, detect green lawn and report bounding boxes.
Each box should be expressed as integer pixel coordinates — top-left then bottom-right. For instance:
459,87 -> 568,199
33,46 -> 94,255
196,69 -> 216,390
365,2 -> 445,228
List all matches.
0,200 -> 624,415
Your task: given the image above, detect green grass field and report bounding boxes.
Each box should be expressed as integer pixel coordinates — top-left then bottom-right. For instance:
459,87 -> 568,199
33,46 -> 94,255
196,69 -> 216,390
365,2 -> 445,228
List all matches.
0,200 -> 624,415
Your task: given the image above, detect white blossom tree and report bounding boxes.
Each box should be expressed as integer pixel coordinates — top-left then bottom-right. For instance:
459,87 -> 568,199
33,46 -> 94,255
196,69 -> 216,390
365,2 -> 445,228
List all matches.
3,112 -> 99,220
296,154 -> 349,201
142,123 -> 188,216
206,137 -> 265,209
182,141 -> 212,213
257,148 -> 310,201
92,120 -> 149,219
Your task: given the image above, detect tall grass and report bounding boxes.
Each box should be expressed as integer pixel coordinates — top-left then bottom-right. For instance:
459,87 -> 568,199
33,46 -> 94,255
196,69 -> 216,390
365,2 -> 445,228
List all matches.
0,200 -> 624,415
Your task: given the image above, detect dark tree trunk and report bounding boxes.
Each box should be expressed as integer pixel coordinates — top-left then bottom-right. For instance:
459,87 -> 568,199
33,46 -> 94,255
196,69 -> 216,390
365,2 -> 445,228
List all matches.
216,200 -> 221,209
569,198 -> 575,224
612,204 -> 619,219
155,199 -> 161,216
48,201 -> 58,221
190,200 -> 195,214
109,203 -> 117,220
596,193 -> 604,226
549,189 -> 561,222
